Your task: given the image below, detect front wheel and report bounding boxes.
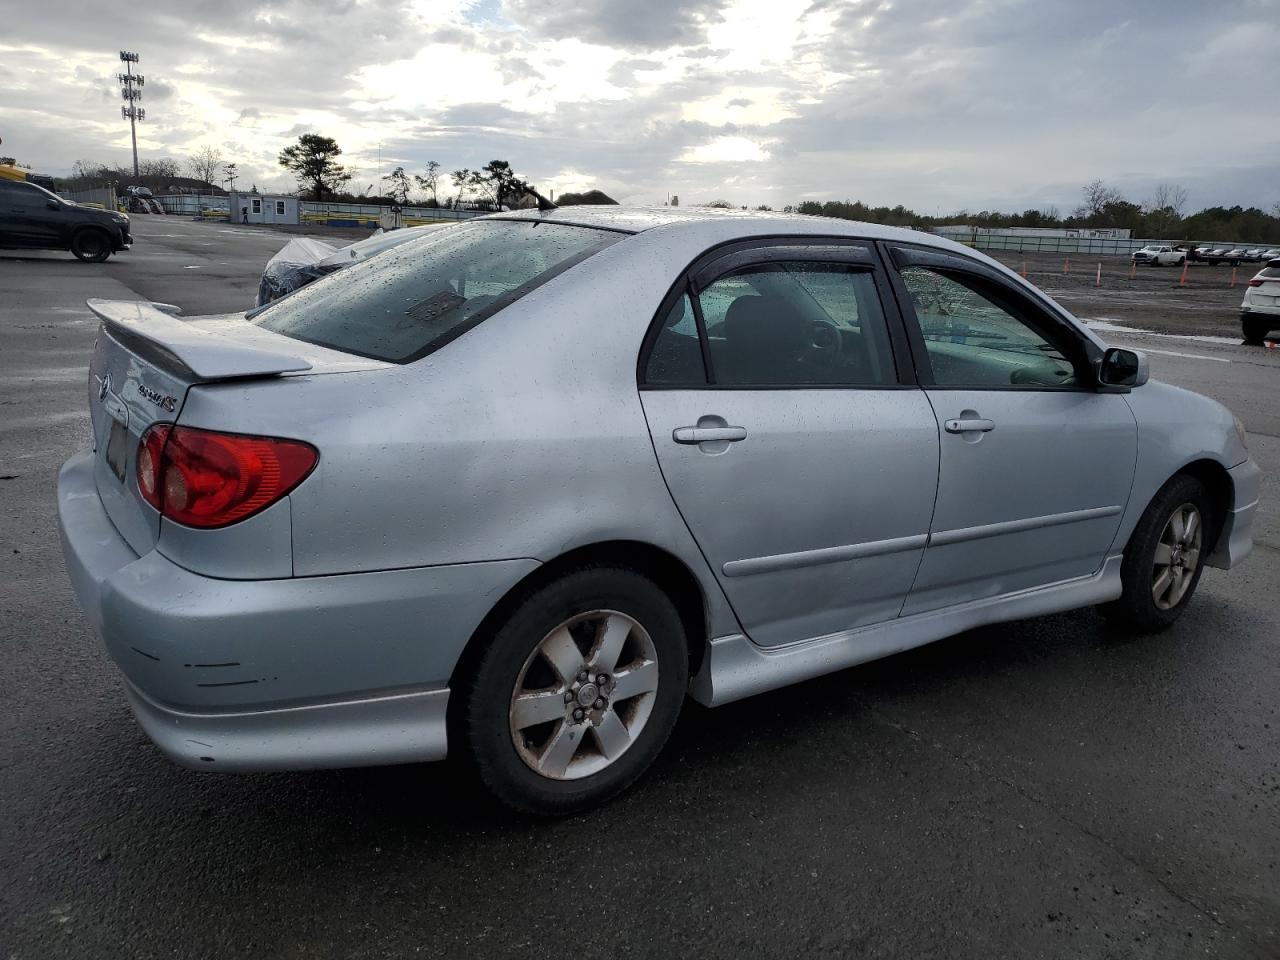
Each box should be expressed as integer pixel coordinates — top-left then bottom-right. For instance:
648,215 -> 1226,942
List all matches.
1102,474 -> 1212,633
71,229 -> 111,263
459,567 -> 688,815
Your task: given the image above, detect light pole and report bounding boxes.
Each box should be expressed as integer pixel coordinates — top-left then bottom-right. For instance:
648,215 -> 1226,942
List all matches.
118,51 -> 145,178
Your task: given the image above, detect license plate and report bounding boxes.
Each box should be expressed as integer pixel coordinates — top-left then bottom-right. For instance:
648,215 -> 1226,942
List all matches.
105,418 -> 129,484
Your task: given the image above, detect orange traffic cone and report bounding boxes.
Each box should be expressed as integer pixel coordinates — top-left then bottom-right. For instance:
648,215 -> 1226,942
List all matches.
1019,261 -> 1028,279
1128,261 -> 1136,280
1231,267 -> 1238,288
1178,261 -> 1189,287
1063,258 -> 1070,274
1096,263 -> 1102,287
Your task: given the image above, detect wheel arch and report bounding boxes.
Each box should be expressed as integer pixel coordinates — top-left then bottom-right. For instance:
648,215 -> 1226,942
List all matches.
1177,458 -> 1233,551
447,539 -> 711,705
1121,458 -> 1233,558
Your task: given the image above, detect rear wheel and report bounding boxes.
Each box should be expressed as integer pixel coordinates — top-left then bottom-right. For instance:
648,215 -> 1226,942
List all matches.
1242,315 -> 1273,345
1102,474 -> 1213,633
459,566 -> 688,815
71,229 -> 111,263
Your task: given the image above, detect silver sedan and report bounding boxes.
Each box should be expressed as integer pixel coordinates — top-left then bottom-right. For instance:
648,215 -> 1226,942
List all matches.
58,207 -> 1260,814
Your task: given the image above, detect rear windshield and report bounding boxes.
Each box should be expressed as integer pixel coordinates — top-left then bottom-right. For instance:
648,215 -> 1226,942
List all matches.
1261,266 -> 1280,279
250,219 -> 623,362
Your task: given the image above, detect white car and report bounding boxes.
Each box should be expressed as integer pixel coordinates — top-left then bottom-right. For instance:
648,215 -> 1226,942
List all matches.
1242,258 -> 1280,343
1132,244 -> 1185,266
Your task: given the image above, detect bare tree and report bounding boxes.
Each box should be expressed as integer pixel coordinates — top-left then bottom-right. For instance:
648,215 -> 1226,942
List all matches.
1148,182 -> 1189,218
451,168 -> 473,207
186,146 -> 223,188
140,158 -> 180,180
72,159 -> 105,180
382,166 -> 412,204
1146,182 -> 1189,238
1076,179 -> 1124,220
414,160 -> 441,205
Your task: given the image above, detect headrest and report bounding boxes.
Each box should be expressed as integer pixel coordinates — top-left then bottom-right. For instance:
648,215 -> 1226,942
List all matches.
724,295 -> 806,356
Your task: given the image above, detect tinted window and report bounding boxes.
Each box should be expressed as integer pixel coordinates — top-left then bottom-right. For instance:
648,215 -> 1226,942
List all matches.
698,262 -> 895,386
899,266 -> 1077,387
646,294 -> 705,384
252,220 -> 622,363
4,181 -> 53,210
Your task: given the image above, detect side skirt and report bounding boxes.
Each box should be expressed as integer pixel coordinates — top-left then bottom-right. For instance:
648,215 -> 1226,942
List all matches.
690,555 -> 1124,707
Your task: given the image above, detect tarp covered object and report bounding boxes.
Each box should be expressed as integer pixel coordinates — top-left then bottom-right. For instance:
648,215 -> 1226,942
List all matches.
256,237 -> 339,305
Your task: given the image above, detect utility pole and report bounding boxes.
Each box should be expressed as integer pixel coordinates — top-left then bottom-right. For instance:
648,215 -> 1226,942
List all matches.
118,51 -> 145,178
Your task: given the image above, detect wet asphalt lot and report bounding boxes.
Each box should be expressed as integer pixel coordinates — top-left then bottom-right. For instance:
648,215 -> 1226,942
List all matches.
2,217 -> 1279,959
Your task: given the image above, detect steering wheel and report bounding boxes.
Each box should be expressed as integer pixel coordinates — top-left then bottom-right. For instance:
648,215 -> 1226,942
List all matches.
806,318 -> 843,368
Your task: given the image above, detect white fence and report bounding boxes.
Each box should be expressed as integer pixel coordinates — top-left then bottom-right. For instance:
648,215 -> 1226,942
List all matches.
62,187 -> 118,210
155,194 -> 230,217
932,227 -> 1279,256
154,194 -> 481,226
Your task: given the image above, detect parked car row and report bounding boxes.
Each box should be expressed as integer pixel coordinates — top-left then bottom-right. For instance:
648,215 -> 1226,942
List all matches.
1194,245 -> 1280,266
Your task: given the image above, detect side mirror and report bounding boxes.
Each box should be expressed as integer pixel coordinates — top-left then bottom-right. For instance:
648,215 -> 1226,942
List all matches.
1097,347 -> 1149,391
46,199 -> 60,210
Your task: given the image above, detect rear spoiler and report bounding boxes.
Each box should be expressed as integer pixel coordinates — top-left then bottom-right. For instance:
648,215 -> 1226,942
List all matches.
86,299 -> 312,380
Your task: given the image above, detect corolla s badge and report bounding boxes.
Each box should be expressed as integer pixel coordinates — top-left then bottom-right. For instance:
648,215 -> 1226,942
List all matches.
137,382 -> 178,413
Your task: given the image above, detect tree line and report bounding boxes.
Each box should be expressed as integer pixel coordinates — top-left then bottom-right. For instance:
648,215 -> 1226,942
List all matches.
789,181 -> 1280,243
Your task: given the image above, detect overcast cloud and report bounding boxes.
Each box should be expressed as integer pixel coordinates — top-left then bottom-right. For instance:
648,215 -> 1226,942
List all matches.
0,0 -> 1277,212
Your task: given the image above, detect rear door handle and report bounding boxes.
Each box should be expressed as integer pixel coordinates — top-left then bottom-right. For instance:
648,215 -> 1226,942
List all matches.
673,425 -> 748,444
944,418 -> 995,434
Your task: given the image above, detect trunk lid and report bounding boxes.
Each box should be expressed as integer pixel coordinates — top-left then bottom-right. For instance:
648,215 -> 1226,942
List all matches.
84,299 -> 385,554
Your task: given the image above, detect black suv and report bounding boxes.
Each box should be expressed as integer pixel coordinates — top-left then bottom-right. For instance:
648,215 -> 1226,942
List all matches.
0,179 -> 132,262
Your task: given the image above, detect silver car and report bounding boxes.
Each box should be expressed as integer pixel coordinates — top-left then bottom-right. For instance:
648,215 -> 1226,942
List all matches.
58,207 -> 1260,814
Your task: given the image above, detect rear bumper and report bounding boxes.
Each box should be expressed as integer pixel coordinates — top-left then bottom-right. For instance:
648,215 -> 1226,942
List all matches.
57,451 -> 539,771
1208,458 -> 1261,569
124,680 -> 450,772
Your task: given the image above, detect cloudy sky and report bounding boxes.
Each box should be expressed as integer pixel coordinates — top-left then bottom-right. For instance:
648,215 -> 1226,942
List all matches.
1,0 -> 1277,212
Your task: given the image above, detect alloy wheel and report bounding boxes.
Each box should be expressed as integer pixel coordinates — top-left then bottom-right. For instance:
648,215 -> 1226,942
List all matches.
1152,502 -> 1202,610
509,609 -> 660,781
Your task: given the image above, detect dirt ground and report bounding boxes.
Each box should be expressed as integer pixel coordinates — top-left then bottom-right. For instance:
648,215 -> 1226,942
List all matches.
984,249 -> 1255,339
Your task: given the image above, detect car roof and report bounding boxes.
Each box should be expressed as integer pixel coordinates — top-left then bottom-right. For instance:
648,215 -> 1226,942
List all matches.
488,204 -> 956,249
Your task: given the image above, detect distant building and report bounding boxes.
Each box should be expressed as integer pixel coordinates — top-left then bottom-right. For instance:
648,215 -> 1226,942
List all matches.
229,191 -> 299,225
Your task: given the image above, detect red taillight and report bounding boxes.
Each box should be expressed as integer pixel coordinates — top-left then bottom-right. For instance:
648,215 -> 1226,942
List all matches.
136,425 -> 317,529
1248,278 -> 1265,287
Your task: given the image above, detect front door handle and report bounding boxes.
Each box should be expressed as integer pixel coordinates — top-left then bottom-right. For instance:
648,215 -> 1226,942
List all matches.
673,425 -> 748,444
944,417 -> 995,434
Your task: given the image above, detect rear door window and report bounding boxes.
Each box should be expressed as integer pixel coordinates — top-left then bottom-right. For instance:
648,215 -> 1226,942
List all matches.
699,262 -> 896,386
251,220 -> 622,362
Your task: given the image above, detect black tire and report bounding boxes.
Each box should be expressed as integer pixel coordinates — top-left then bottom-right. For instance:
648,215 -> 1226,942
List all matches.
459,566 -> 688,816
1242,315 -> 1273,345
1101,474 -> 1213,633
71,229 -> 111,263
